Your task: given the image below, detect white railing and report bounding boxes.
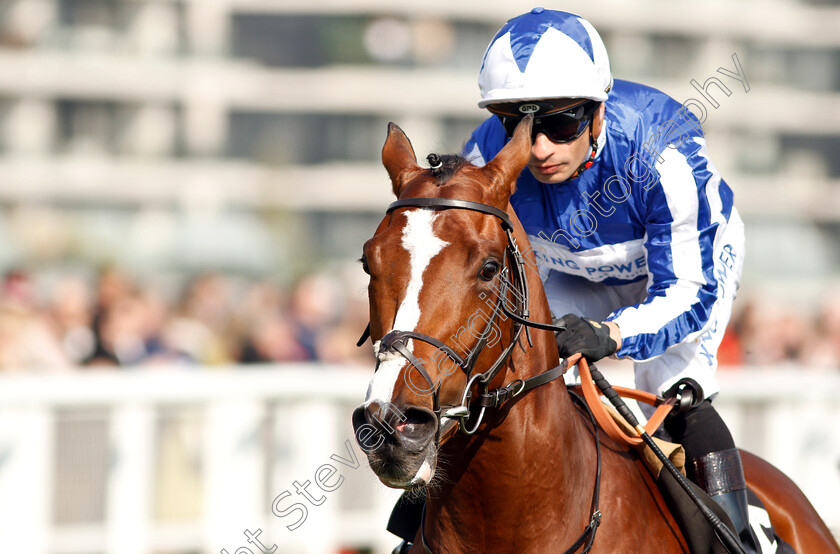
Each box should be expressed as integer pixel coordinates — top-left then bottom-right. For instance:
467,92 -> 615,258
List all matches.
0,364 -> 836,554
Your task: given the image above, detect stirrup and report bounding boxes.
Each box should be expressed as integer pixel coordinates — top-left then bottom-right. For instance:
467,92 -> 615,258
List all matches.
663,377 -> 704,417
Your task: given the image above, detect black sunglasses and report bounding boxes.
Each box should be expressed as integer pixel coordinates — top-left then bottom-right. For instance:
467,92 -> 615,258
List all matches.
497,101 -> 600,143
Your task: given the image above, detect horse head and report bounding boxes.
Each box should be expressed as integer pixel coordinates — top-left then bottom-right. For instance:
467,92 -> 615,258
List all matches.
351,116 -> 553,490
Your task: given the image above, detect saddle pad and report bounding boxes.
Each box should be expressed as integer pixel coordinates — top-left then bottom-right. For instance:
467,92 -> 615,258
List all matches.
659,471 -> 795,554
598,398 -> 686,477
746,489 -> 796,554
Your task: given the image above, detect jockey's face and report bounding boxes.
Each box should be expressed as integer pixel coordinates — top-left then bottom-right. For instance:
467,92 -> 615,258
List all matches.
527,103 -> 605,184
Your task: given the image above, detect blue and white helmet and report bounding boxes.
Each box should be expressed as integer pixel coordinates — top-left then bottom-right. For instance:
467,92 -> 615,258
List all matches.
478,8 -> 612,109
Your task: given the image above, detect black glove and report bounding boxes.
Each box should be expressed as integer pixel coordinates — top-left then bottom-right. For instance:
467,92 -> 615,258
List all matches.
554,313 -> 618,363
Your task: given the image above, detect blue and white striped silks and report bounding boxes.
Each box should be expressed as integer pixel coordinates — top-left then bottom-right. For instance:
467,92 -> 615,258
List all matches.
464,79 -> 740,364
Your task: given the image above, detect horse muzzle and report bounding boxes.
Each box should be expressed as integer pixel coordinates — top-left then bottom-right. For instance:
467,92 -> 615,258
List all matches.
351,401 -> 439,488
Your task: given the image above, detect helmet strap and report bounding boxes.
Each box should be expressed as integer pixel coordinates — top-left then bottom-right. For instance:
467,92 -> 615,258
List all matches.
568,127 -> 598,180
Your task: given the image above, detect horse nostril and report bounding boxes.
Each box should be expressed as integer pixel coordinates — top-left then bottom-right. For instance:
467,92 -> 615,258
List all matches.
351,405 -> 368,433
352,402 -> 437,453
352,401 -> 401,436
395,407 -> 437,442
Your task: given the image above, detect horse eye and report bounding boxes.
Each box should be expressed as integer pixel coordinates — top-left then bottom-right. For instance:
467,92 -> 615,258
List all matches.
360,255 -> 370,275
479,260 -> 500,281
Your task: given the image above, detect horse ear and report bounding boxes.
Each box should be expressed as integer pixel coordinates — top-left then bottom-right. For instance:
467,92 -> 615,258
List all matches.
481,114 -> 533,204
382,122 -> 423,198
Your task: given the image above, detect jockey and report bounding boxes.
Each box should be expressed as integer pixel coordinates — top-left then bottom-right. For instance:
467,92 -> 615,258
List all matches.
463,7 -> 758,552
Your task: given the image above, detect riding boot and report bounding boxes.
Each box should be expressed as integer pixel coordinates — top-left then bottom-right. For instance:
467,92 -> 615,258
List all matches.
691,448 -> 761,553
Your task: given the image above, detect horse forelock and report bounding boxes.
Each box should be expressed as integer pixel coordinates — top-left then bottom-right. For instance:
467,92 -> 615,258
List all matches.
399,155 -> 500,210
428,154 -> 470,186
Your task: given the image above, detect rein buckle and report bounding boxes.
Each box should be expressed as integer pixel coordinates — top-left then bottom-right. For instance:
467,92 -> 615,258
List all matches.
479,379 -> 526,409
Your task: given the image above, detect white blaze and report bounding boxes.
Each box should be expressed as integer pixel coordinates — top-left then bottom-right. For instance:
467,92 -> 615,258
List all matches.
365,209 -> 448,404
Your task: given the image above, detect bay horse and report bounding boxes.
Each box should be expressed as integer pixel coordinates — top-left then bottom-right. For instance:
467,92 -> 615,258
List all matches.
351,116 -> 839,553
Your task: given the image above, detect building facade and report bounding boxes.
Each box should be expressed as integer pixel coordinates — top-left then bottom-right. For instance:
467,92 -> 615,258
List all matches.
0,0 -> 838,289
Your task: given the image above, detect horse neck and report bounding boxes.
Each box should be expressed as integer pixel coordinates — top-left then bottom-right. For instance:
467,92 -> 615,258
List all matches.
425,360 -> 595,550
424,221 -> 597,549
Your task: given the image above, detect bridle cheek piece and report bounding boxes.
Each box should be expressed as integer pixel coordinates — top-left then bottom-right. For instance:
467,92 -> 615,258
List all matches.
367,197 -> 534,437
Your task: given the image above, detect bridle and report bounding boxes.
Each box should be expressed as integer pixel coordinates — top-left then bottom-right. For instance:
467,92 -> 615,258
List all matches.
360,197 -> 538,437
358,197 -> 580,437
358,196 -> 603,553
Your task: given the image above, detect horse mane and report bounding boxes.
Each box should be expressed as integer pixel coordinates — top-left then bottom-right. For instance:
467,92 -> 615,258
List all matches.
426,153 -> 469,185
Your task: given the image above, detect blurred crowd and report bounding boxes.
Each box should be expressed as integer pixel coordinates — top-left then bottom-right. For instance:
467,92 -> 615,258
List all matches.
0,267 -> 839,371
718,292 -> 840,369
0,267 -> 375,371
